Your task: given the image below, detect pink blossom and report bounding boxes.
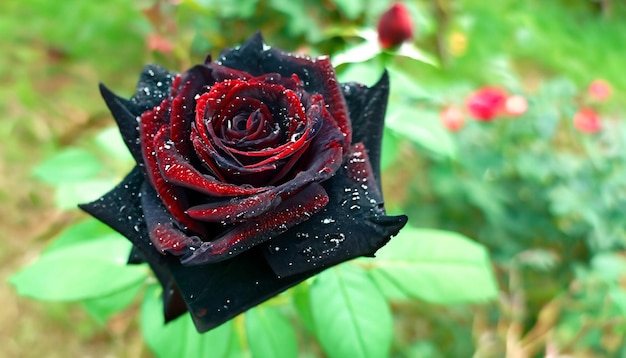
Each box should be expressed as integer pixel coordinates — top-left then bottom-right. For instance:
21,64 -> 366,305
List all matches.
573,108 -> 601,133
465,87 -> 507,121
439,106 -> 465,131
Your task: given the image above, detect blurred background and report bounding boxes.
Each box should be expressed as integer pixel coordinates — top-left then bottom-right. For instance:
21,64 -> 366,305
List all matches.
2,0 -> 626,356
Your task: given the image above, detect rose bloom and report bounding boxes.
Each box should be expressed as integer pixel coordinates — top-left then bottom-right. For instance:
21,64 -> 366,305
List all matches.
439,105 -> 465,131
588,79 -> 612,101
504,95 -> 528,116
82,33 -> 406,332
377,3 -> 413,49
465,87 -> 507,121
573,108 -> 601,133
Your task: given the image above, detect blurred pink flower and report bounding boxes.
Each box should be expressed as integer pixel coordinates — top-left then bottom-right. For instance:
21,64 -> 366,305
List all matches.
504,95 -> 528,116
573,108 -> 601,133
588,79 -> 612,101
465,87 -> 507,121
439,106 -> 465,131
147,33 -> 174,54
377,3 -> 413,49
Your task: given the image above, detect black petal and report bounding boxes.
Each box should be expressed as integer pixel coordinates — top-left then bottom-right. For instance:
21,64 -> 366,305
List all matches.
78,167 -> 160,261
127,246 -> 145,264
216,32 -> 267,77
130,64 -> 176,112
263,151 -> 407,277
153,248 -> 314,332
341,71 -> 390,188
79,167 -> 322,333
99,65 -> 176,165
217,33 -> 332,97
99,84 -> 144,163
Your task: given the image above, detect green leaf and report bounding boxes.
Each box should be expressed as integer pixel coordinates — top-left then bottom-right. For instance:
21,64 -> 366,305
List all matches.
83,281 -> 144,324
94,126 -> 134,161
191,0 -> 259,18
141,284 -> 242,358
358,258 -> 409,300
54,178 -> 118,210
45,219 -> 117,252
310,264 -> 392,358
387,66 -> 432,100
391,43 -> 439,67
609,287 -> 626,316
368,227 -> 498,303
385,107 -> 456,160
245,305 -> 298,358
591,253 -> 626,284
32,148 -> 103,184
268,0 -> 322,41
10,236 -> 147,301
336,60 -> 385,87
292,281 -> 315,333
333,40 -> 381,67
331,0 -> 364,20
380,127 -> 399,170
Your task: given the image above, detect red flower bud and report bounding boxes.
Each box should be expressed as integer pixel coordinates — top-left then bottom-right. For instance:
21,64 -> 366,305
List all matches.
588,79 -> 612,101
573,108 -> 601,133
377,3 -> 413,49
439,106 -> 465,131
465,87 -> 507,121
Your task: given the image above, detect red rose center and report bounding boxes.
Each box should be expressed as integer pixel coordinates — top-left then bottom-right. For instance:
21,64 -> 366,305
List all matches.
191,76 -> 318,187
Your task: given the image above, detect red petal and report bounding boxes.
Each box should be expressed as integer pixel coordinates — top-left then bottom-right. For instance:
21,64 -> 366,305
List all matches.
181,182 -> 330,265
289,56 -> 351,150
154,127 -> 268,196
140,103 -> 205,235
186,190 -> 279,223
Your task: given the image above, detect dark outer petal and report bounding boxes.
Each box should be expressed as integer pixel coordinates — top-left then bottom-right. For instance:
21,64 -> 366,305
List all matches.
340,71 -> 390,192
130,64 -> 177,112
99,84 -> 144,164
78,168 -> 189,320
156,247 -> 317,332
127,246 -> 144,264
263,143 -> 407,277
80,170 -> 322,331
98,65 -> 176,168
141,182 -> 202,255
182,182 -> 329,265
78,167 -> 161,263
217,33 -> 352,150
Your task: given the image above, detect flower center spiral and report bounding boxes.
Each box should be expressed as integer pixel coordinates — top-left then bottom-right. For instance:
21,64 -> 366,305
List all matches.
191,75 -> 319,187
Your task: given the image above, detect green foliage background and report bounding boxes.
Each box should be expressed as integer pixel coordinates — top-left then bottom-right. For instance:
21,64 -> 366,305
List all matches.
3,0 -> 626,357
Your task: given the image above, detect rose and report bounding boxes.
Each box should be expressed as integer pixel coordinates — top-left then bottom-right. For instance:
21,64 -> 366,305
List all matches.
465,87 -> 508,121
81,33 -> 407,332
377,3 -> 413,49
573,108 -> 601,133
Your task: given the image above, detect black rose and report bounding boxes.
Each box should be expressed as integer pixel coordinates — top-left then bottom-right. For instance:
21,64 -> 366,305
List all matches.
81,33 -> 407,332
